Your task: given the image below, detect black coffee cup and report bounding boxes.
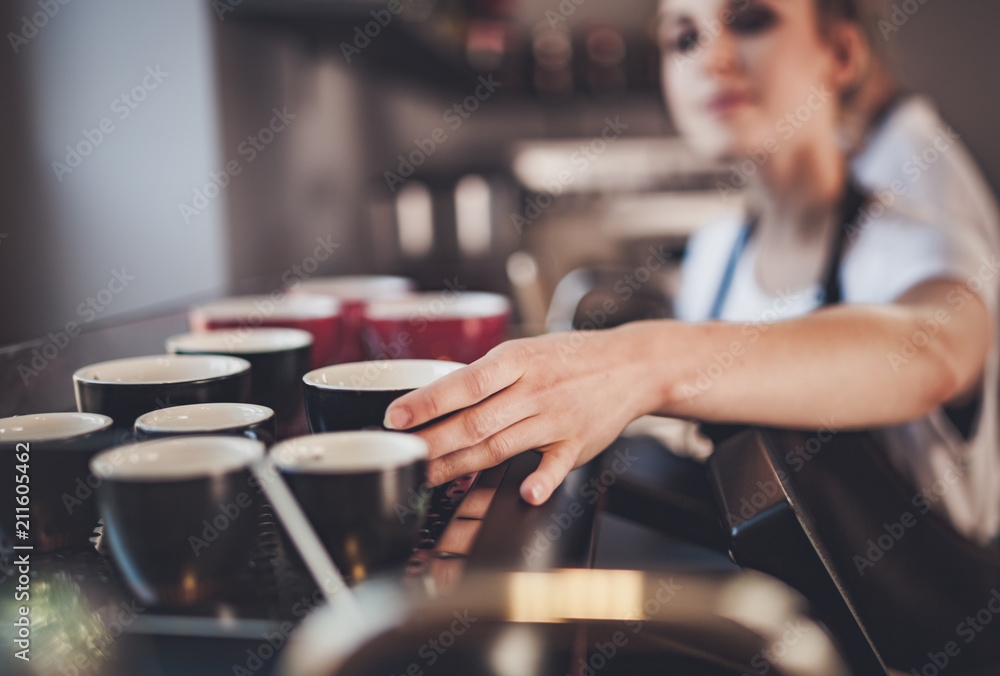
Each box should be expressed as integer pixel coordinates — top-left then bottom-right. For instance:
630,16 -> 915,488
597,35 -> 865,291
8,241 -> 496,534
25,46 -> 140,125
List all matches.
90,436 -> 265,607
74,354 -> 251,443
270,431 -> 429,582
134,403 -> 276,445
0,413 -> 115,553
302,359 -> 465,433
166,329 -> 312,439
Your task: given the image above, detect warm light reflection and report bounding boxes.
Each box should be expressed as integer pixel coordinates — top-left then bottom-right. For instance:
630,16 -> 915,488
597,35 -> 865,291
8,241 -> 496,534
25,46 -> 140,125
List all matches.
506,569 -> 644,623
455,174 -> 492,257
781,626 -> 843,673
182,570 -> 198,600
716,576 -> 798,634
396,182 -> 434,258
511,137 -> 721,194
489,625 -> 543,676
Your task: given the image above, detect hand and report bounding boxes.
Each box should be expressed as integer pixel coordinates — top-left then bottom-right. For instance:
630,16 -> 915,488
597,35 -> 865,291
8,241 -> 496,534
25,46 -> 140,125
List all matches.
383,326 -> 655,505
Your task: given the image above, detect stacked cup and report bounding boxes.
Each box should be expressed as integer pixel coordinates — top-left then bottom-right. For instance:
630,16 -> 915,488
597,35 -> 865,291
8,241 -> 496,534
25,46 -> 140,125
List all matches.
288,275 -> 415,363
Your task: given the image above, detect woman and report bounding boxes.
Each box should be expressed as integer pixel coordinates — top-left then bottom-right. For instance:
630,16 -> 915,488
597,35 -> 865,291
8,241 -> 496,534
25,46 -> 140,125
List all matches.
386,0 -> 1000,545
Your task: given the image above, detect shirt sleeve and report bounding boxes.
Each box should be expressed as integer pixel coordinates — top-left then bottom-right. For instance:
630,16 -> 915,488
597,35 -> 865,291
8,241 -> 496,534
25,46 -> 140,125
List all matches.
840,209 -> 999,310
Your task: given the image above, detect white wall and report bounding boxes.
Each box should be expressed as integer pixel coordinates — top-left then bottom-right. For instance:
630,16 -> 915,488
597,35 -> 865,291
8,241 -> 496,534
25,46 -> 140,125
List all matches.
0,0 -> 228,345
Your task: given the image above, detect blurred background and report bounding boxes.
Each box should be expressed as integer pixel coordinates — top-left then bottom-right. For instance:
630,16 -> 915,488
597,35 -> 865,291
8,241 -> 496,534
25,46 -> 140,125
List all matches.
1,0 -> 998,347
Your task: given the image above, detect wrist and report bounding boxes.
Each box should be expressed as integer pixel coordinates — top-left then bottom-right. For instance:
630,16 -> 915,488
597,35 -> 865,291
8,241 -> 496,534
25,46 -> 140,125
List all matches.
608,320 -> 686,419
612,320 -> 730,418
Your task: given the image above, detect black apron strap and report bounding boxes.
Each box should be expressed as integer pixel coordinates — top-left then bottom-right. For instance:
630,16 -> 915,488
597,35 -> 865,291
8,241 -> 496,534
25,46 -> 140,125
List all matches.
709,180 -> 869,320
701,179 -> 870,445
819,180 -> 868,306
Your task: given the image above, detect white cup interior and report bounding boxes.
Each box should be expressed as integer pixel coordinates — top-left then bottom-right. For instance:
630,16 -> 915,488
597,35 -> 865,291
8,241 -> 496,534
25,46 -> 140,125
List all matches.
73,355 -> 250,385
167,328 -> 313,355
135,403 -> 274,433
292,276 -> 414,301
303,359 -> 465,391
270,431 -> 428,474
91,436 -> 264,481
0,412 -> 113,442
192,294 -> 340,321
363,292 -> 511,320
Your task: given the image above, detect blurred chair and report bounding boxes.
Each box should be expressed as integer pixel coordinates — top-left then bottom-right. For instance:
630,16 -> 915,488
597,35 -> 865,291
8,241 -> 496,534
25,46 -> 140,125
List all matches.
545,266 -> 672,334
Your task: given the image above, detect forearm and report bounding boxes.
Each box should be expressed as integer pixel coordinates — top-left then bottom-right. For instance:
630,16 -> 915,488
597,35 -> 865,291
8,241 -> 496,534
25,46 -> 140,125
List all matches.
620,291 -> 988,429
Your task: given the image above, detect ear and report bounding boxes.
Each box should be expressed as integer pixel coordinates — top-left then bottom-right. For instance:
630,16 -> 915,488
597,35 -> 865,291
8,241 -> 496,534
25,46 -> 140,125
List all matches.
824,21 -> 870,98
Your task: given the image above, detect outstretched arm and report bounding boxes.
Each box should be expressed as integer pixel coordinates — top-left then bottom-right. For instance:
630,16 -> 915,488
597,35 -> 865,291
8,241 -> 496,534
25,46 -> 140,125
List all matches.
385,278 -> 991,505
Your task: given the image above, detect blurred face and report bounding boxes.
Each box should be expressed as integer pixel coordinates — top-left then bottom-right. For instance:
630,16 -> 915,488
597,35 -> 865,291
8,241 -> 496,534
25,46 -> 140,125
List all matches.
659,0 -> 843,162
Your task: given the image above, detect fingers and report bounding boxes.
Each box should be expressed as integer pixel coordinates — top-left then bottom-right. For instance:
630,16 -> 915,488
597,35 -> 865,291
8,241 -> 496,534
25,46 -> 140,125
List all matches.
385,348 -> 525,430
426,415 -> 546,486
519,444 -> 579,506
417,390 -> 537,461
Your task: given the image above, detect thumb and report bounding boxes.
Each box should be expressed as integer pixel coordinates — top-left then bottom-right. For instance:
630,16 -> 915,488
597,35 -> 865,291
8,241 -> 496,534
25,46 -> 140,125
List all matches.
519,445 -> 577,506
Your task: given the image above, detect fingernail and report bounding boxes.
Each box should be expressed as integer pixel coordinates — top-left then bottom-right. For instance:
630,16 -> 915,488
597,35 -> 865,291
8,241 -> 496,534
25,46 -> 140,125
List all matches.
530,485 -> 542,503
384,406 -> 411,430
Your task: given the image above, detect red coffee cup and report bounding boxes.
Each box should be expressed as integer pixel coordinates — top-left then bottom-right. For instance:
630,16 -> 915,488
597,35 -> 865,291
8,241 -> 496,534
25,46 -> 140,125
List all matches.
288,276 -> 415,363
188,294 -> 341,369
361,291 -> 510,364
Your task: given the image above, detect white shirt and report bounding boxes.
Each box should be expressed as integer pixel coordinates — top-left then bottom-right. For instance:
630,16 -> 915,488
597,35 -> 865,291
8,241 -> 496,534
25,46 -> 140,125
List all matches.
675,97 -> 1000,545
